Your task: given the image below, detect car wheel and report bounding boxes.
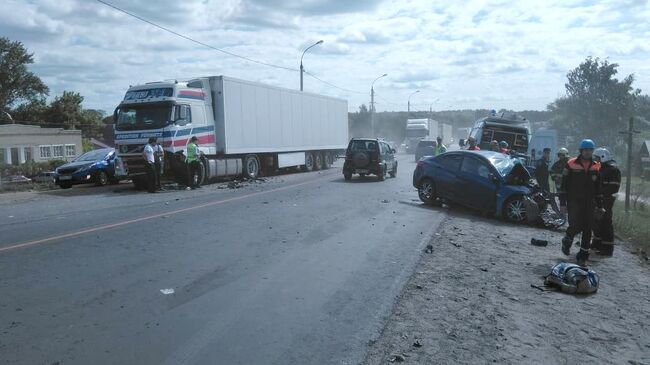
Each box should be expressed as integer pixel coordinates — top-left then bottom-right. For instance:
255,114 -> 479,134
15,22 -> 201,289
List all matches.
418,178 -> 437,204
377,165 -> 386,181
389,162 -> 397,178
95,170 -> 108,186
504,196 -> 527,223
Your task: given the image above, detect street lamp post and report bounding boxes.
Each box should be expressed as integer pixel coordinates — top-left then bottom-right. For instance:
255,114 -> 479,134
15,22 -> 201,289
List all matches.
300,40 -> 323,91
370,73 -> 388,137
407,90 -> 420,115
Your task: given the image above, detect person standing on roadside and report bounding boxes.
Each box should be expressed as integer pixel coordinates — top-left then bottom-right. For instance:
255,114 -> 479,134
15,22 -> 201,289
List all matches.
434,136 -> 447,155
142,137 -> 158,193
490,140 -> 500,152
559,139 -> 604,266
535,148 -> 551,193
186,136 -> 201,190
466,136 -> 480,151
153,139 -> 164,191
550,147 -> 570,215
592,148 -> 621,256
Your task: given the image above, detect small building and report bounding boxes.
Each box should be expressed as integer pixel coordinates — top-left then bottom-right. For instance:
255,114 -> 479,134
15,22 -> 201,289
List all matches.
0,123 -> 82,165
640,140 -> 650,179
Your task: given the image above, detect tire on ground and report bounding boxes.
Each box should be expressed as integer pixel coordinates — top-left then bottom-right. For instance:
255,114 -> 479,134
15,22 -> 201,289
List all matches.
95,170 -> 108,186
503,196 -> 527,223
322,152 -> 331,169
389,162 -> 397,178
314,152 -> 323,170
243,154 -> 260,179
303,152 -> 315,172
418,178 -> 437,204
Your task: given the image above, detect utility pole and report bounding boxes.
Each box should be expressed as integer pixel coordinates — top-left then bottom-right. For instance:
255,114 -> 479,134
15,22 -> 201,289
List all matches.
370,74 -> 387,137
370,87 -> 375,136
300,40 -> 323,91
620,116 -> 641,213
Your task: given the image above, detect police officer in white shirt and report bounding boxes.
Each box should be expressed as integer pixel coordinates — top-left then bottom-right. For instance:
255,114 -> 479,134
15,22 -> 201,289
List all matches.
142,137 -> 158,193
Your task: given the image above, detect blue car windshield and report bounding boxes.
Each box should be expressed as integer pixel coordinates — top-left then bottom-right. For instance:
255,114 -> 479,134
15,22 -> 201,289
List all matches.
489,155 -> 517,177
75,150 -> 109,162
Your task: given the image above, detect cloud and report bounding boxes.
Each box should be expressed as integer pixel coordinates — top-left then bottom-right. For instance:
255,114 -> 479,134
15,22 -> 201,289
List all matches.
1,0 -> 649,112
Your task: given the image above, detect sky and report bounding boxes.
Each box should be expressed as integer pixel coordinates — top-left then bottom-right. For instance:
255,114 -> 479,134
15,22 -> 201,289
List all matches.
2,0 -> 650,113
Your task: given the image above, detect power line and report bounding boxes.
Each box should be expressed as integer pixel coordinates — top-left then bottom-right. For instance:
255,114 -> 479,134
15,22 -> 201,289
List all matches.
95,0 -> 298,72
303,71 -> 365,94
95,0 -> 366,96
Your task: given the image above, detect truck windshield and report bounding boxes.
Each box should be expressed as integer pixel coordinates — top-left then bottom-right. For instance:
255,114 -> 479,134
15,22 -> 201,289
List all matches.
115,104 -> 172,131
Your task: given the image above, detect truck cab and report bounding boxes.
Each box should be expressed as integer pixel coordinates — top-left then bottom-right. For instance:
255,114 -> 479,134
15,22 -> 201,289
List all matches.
114,80 -> 215,188
469,113 -> 531,154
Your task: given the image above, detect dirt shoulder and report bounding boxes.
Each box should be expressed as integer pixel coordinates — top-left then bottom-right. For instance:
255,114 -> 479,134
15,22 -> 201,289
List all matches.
364,208 -> 650,365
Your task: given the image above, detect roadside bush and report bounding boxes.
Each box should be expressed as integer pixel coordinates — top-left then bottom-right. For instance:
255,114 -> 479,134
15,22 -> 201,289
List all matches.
614,191 -> 649,258
0,159 -> 66,178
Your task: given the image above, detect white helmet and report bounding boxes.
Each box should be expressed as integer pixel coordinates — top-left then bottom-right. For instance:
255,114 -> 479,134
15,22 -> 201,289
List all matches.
594,148 -> 612,163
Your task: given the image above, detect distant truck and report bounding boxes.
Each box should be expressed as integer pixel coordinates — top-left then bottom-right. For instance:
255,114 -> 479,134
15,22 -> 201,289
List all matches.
528,129 -> 558,162
468,112 -> 531,153
405,118 -> 438,154
439,123 -> 452,145
113,76 -> 348,188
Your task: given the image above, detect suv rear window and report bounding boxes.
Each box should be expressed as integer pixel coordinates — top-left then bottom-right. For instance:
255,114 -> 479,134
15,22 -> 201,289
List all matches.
349,140 -> 378,151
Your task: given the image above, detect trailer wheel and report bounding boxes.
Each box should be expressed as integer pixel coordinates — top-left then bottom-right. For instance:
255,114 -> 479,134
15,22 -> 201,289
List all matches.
303,152 -> 314,172
243,154 -> 260,179
322,152 -> 331,169
314,152 -> 323,170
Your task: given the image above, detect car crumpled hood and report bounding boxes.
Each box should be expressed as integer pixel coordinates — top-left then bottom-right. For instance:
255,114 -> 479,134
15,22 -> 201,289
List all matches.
505,162 -> 532,184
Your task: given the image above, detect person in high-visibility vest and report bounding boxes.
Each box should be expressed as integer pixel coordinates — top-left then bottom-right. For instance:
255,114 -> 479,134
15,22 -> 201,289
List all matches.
186,136 -> 201,190
434,136 -> 447,155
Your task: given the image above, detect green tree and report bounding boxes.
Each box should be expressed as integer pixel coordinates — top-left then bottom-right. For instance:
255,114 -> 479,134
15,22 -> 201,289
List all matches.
0,37 -> 49,114
11,98 -> 48,124
548,57 -> 640,149
47,91 -> 104,138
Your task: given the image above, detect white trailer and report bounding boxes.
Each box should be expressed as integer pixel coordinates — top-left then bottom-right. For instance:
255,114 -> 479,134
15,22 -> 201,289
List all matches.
405,118 -> 437,153
114,76 -> 348,188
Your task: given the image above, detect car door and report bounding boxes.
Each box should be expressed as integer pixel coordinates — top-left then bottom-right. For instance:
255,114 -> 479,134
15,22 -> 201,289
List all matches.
432,154 -> 463,200
456,156 -> 498,211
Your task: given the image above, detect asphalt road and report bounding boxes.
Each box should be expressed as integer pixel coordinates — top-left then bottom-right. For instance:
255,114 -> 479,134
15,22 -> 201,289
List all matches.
0,155 -> 446,365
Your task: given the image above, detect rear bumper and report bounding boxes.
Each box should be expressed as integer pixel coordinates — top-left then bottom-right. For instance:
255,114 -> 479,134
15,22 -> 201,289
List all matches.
343,161 -> 382,175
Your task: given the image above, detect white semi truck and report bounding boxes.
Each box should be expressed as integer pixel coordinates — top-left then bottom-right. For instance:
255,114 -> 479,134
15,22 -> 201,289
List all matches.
113,76 -> 348,188
405,118 -> 437,154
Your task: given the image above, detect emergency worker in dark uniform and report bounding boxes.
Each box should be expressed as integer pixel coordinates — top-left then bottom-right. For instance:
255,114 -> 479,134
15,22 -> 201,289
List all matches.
592,148 -> 621,256
559,139 -> 604,266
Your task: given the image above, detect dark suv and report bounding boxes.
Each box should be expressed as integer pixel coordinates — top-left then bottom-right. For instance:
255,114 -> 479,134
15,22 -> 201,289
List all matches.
343,138 -> 397,181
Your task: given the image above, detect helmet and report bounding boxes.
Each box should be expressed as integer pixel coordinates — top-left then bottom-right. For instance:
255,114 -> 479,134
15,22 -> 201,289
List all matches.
593,148 -> 612,163
579,139 -> 596,150
557,147 -> 569,156
499,141 -> 508,148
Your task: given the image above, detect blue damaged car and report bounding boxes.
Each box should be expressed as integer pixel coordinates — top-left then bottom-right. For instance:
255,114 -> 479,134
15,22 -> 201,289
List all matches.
412,150 -> 545,223
55,148 -> 119,189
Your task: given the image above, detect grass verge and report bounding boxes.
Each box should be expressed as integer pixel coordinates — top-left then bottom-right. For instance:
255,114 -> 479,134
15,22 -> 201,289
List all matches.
613,200 -> 650,260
